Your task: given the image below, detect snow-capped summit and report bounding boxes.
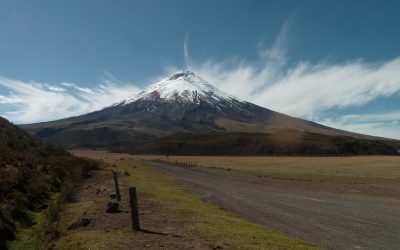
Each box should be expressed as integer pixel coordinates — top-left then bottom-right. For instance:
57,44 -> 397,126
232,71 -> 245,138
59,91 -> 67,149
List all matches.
121,71 -> 237,105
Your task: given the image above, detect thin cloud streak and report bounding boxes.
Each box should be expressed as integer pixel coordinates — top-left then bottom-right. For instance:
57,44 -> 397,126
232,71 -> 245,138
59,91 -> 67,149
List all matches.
318,112 -> 400,139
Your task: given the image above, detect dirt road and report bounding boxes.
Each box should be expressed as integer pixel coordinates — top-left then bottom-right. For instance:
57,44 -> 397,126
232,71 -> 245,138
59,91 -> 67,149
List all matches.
145,161 -> 400,250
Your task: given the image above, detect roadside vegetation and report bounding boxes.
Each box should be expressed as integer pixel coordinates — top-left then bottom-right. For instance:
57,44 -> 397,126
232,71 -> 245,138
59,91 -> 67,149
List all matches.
0,117 -> 99,249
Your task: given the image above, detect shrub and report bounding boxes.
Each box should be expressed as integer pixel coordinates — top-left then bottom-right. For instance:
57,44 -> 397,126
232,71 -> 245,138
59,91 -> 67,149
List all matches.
5,192 -> 28,216
123,169 -> 130,176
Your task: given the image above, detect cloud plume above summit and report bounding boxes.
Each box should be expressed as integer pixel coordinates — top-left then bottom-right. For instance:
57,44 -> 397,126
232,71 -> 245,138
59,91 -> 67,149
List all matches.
182,23 -> 400,139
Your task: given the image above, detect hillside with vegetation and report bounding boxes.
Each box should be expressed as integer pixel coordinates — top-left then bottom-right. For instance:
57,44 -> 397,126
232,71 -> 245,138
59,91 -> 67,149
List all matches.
0,117 -> 99,249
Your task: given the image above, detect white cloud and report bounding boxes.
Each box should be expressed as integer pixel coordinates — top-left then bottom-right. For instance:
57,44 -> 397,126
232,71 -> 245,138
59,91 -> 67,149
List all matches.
0,93 -> 23,104
61,82 -> 96,94
0,75 -> 139,124
183,21 -> 400,139
335,112 -> 400,124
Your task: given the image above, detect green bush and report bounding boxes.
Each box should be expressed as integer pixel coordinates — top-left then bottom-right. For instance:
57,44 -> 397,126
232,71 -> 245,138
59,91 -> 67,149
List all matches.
123,169 -> 130,176
26,176 -> 50,201
5,192 -> 28,216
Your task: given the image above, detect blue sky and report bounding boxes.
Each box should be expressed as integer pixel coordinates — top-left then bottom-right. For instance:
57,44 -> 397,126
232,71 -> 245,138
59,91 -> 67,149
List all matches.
0,0 -> 399,139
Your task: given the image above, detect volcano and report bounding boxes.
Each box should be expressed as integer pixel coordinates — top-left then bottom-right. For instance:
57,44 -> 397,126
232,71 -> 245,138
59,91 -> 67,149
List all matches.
22,71 -> 400,154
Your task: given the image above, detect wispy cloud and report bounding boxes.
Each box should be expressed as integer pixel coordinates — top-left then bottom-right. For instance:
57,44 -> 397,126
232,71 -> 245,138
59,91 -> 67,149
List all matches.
183,20 -> 400,139
0,75 -> 139,124
319,112 -> 400,139
0,93 -> 23,104
184,33 -> 191,67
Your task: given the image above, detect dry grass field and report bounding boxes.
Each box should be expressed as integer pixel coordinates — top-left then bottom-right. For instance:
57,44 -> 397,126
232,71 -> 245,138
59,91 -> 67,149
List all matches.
134,155 -> 400,179
132,154 -> 400,199
76,151 -> 400,198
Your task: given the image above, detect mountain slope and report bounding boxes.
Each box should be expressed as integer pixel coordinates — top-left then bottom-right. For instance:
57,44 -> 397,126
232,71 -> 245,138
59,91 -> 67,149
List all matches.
23,71 -> 365,148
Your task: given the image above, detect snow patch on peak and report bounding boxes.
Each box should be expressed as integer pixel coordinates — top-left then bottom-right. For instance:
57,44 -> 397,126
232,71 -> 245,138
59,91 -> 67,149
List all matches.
122,71 -> 238,104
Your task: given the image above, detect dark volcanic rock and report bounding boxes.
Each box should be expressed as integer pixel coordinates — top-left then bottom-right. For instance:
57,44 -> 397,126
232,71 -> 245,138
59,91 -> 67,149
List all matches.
106,202 -> 119,213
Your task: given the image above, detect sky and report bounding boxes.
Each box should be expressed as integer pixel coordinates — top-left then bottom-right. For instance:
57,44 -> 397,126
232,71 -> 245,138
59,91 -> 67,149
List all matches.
0,0 -> 399,139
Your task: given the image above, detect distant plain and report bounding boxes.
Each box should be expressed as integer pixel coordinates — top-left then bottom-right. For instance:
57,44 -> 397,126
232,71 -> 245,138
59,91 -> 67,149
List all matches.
135,155 -> 400,179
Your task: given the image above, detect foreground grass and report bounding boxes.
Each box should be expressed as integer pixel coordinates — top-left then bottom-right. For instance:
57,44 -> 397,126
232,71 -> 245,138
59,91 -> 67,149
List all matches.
8,193 -> 61,250
7,211 -> 44,250
55,230 -> 130,250
119,159 -> 322,250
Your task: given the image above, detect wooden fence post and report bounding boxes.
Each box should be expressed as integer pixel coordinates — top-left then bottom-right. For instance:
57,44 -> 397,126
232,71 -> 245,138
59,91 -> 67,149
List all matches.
112,171 -> 121,201
129,187 -> 140,231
